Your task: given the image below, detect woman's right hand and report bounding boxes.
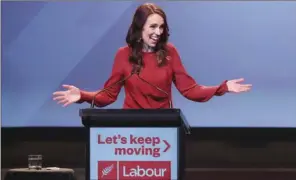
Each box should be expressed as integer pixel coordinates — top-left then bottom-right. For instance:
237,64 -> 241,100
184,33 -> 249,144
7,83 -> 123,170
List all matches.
53,84 -> 81,107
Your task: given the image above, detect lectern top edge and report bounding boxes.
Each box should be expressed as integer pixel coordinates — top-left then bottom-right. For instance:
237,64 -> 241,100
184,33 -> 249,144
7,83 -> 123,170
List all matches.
79,108 -> 191,134
79,108 -> 181,114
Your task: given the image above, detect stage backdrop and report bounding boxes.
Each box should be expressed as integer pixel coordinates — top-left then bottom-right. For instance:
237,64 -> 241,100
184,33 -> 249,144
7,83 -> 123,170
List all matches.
2,1 -> 296,127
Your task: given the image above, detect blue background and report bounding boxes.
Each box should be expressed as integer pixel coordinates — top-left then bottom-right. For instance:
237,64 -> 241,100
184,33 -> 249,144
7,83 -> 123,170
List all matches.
2,1 -> 296,127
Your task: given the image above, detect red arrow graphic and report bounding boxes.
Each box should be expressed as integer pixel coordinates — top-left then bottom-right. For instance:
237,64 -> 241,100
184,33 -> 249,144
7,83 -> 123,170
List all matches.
163,140 -> 171,152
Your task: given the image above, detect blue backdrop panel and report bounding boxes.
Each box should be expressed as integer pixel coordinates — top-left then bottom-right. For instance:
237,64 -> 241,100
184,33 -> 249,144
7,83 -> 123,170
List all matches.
2,1 -> 296,127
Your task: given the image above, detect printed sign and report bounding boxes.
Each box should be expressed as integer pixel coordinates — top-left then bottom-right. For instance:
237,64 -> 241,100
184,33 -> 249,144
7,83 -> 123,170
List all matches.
90,128 -> 178,180
98,161 -> 171,180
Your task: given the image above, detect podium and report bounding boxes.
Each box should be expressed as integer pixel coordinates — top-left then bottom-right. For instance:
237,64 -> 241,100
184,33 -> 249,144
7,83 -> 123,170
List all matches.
79,108 -> 191,180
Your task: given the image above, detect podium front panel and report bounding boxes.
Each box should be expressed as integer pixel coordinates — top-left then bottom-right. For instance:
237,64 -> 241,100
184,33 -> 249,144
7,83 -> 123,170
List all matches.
88,127 -> 179,180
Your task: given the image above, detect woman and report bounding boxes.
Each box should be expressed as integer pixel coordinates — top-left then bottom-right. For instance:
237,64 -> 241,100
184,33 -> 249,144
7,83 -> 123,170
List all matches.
53,3 -> 251,108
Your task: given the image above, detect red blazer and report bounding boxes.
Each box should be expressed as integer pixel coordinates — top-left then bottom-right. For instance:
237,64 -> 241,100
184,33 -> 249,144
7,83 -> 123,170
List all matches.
78,43 -> 228,108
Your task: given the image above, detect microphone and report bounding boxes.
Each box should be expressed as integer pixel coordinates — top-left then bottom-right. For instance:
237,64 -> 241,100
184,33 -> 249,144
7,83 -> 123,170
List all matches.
134,66 -> 172,108
135,65 -> 191,134
90,66 -> 138,108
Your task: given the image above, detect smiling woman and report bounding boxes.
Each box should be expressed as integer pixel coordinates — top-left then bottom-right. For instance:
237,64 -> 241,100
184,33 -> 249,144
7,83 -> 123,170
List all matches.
142,13 -> 164,47
125,3 -> 169,66
52,2 -> 252,109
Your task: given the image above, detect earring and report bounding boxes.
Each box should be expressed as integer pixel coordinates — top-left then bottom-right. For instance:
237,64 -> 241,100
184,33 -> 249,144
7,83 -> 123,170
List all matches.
137,38 -> 142,42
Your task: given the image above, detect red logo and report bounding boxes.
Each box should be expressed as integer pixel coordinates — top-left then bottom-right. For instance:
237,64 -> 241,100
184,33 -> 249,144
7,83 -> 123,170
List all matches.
98,161 -> 117,180
119,161 -> 171,180
98,161 -> 171,180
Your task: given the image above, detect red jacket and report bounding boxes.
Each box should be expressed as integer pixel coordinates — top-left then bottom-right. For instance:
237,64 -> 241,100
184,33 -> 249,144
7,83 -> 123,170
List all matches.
79,43 -> 228,108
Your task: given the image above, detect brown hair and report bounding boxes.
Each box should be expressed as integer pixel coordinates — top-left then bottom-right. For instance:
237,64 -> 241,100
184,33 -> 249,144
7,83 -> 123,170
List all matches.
126,3 -> 170,67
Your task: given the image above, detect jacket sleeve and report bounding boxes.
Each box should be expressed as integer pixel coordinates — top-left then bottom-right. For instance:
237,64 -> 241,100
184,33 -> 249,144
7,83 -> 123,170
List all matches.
170,44 -> 228,102
77,48 -> 125,107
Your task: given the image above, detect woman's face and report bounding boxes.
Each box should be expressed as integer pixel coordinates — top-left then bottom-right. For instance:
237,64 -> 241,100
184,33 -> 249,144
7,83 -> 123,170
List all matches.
142,14 -> 164,47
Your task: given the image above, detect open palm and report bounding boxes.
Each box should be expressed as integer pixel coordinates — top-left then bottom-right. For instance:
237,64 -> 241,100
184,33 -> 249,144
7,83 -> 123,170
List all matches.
53,84 -> 81,107
226,78 -> 252,93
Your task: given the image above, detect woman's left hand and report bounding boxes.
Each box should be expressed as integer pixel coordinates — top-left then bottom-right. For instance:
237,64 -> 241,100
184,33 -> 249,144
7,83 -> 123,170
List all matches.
226,78 -> 252,93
